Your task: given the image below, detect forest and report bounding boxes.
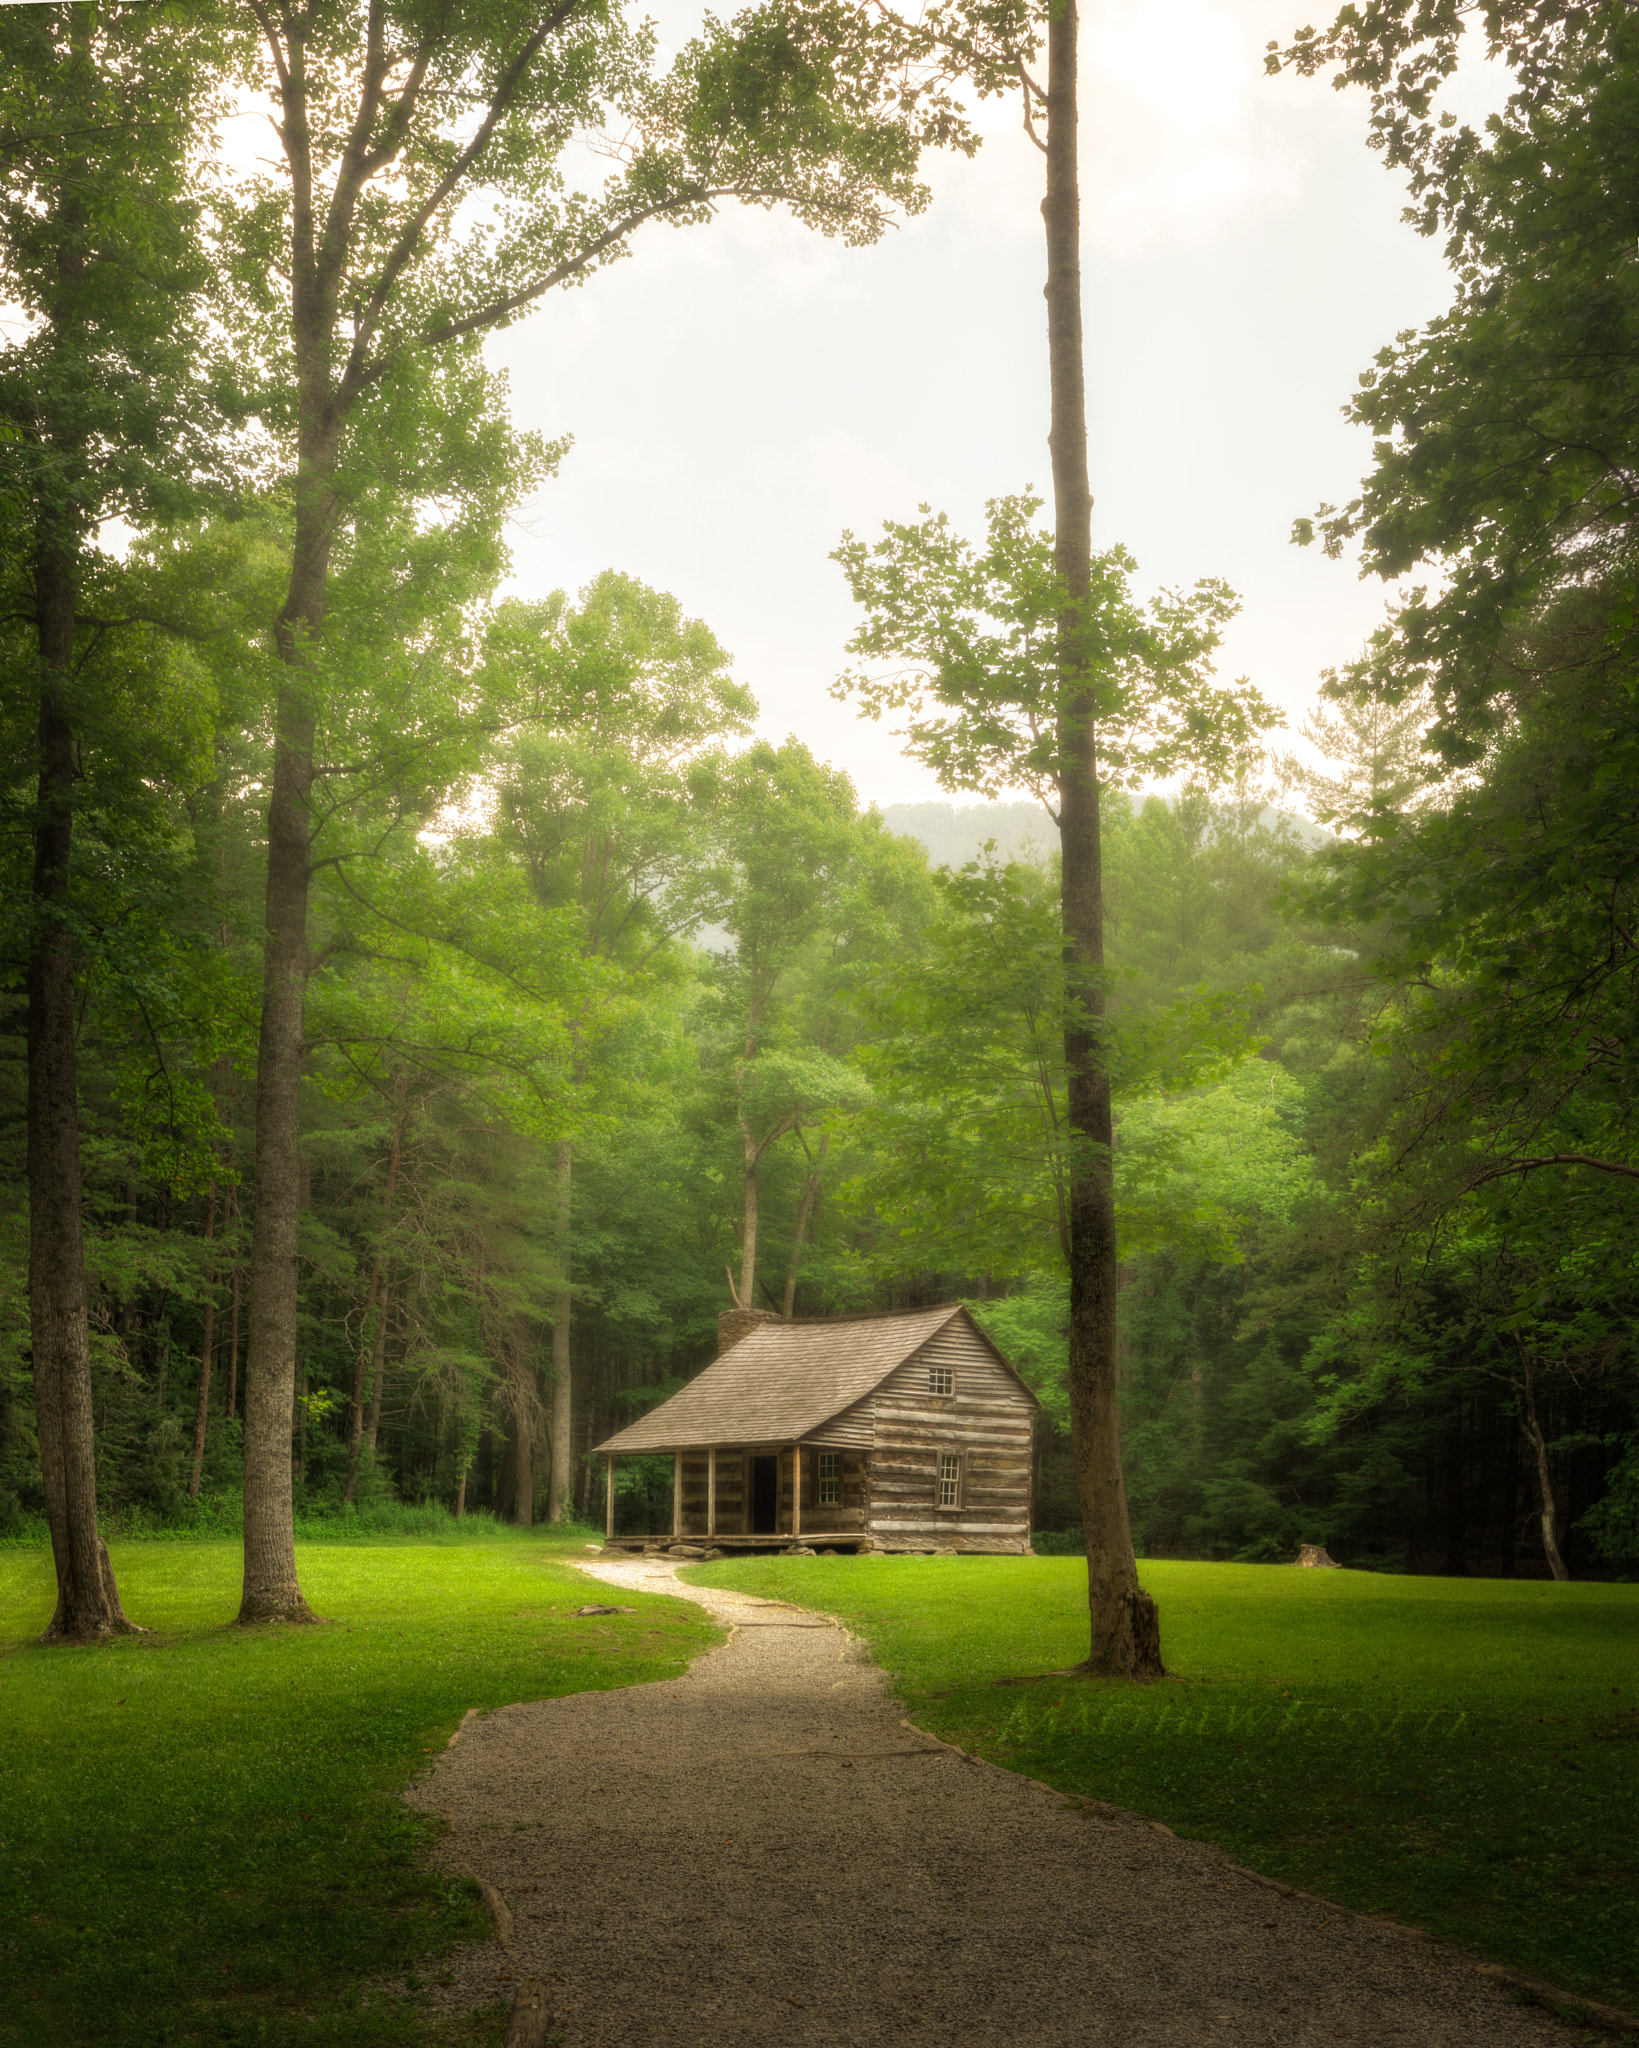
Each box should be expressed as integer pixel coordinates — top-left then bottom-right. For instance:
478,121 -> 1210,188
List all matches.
3,0 -> 1637,1626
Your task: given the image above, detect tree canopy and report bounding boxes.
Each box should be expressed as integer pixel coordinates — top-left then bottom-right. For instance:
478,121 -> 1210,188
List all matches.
0,0 -> 1633,1629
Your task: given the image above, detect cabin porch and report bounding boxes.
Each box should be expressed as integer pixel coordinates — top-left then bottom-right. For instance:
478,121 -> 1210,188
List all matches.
598,1531 -> 874,1554
602,1444 -> 867,1547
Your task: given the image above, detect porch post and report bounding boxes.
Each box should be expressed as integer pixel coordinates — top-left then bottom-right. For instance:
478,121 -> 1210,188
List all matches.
672,1451 -> 682,1539
604,1456 -> 614,1540
791,1443 -> 802,1541
708,1447 -> 717,1538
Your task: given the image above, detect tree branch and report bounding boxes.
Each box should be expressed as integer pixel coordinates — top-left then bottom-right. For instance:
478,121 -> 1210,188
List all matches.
352,172 -> 867,397
1018,65 -> 1047,155
1468,1150 -> 1639,1189
338,0 -> 592,397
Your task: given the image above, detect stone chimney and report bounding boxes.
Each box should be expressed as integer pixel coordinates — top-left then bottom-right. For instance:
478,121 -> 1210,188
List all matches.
717,1307 -> 781,1355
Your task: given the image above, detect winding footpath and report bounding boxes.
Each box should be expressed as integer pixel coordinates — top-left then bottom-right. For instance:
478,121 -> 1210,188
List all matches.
409,1557 -> 1584,2047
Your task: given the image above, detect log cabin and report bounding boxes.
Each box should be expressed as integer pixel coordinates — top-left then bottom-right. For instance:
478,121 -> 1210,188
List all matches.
592,1304 -> 1038,1555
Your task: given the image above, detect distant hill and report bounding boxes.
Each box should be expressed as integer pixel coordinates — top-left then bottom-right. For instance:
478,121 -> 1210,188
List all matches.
881,800 -> 1052,871
881,797 -> 1328,870
1272,808 -> 1332,849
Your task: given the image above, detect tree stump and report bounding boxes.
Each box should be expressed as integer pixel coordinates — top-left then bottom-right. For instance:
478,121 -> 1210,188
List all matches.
1296,1544 -> 1341,1568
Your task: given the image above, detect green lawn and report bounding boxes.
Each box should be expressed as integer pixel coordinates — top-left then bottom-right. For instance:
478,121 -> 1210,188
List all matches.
0,1530 -> 718,2048
10,1539 -> 1633,2043
688,1554 -> 1639,2014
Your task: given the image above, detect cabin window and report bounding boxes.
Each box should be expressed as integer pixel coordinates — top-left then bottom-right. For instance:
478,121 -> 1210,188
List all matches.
937,1451 -> 963,1509
927,1363 -> 954,1397
817,1451 -> 841,1505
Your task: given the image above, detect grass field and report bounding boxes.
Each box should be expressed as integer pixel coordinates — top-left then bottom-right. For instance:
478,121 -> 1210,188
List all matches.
688,1554 -> 1639,2015
0,1528 -> 718,2048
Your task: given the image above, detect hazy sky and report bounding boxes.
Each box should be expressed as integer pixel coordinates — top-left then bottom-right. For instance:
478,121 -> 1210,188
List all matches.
88,3 -> 1508,815
478,0 -> 1511,813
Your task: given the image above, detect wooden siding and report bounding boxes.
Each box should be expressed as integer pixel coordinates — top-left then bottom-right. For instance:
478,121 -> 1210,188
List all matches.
798,1446 -> 867,1534
805,1398 -> 875,1449
865,1319 -> 1034,1553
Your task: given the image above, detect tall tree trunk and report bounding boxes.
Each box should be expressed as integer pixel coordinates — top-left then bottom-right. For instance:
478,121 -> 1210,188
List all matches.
29,521 -> 136,1643
224,1195 -> 241,1423
547,1140 -> 572,1522
240,654 -> 321,1616
782,1132 -> 829,1317
1045,0 -> 1162,1679
26,79 -> 134,1642
513,1363 -> 535,1528
235,24 -> 353,1618
737,1122 -> 760,1310
239,646 -> 321,1617
344,1077 -> 406,1504
497,1425 -> 518,1521
237,273 -> 341,1617
732,1006 -> 769,1310
188,1183 -> 218,1500
1519,1366 -> 1568,1582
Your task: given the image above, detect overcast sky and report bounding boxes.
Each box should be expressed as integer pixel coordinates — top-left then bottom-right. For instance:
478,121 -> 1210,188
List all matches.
479,0 -> 1508,815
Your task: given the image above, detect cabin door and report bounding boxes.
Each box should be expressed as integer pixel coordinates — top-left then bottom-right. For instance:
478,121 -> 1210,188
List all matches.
751,1455 -> 779,1534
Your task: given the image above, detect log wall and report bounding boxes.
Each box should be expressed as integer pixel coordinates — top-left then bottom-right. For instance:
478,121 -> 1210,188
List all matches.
679,1453 -> 713,1537
864,1321 -> 1034,1554
795,1446 -> 867,1534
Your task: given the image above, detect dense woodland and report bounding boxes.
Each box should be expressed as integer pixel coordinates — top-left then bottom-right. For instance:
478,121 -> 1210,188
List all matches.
2,0 -> 1636,1594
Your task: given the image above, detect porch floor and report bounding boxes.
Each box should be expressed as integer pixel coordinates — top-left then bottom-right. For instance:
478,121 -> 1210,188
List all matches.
601,1531 -> 871,1554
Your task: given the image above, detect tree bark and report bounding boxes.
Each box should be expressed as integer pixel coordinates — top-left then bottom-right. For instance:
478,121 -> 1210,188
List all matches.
237,33 -> 348,1618
1520,1367 -> 1568,1581
738,1120 -> 761,1313
29,520 -> 135,1643
24,51 -> 135,1641
782,1132 -> 829,1317
513,1363 -> 535,1527
1045,0 -> 1162,1678
732,997 -> 775,1310
224,1202 -> 241,1422
188,1182 -> 217,1501
547,1140 -> 573,1522
238,616 -> 325,1619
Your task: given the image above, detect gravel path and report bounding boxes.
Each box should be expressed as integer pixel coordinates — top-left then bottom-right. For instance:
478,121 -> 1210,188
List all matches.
408,1556 -> 1583,2047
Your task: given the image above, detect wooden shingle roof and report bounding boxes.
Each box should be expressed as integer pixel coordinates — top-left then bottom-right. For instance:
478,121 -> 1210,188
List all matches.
591,1304 -> 977,1455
